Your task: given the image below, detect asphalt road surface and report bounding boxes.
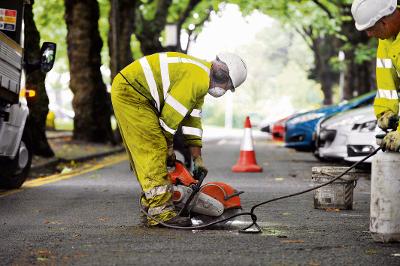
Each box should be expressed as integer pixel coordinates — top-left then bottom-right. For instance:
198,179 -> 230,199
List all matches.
1,135 -> 400,265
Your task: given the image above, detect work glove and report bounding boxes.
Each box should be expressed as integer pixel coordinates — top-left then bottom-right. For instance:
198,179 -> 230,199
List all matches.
377,111 -> 398,131
381,130 -> 400,152
193,156 -> 208,179
166,144 -> 176,167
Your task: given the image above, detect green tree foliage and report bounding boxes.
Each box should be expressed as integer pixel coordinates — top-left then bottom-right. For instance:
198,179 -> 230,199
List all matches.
32,0 -> 67,72
203,18 -> 321,127
134,0 -> 221,54
33,0 -> 111,72
234,0 -> 376,102
166,0 -> 220,52
32,0 -> 376,130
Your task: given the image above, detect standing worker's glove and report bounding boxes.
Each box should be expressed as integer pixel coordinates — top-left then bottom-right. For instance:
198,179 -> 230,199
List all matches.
377,111 -> 398,130
193,156 -> 208,179
381,130 -> 400,152
167,144 -> 176,167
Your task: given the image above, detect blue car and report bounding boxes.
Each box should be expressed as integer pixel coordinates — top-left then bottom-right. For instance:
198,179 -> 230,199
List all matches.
284,91 -> 376,151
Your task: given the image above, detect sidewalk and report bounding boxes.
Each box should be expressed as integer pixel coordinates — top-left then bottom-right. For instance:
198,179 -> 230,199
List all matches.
30,131 -> 125,175
30,126 -> 269,177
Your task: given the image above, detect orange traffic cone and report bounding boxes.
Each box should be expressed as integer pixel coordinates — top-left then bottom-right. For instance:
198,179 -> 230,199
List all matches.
232,116 -> 263,172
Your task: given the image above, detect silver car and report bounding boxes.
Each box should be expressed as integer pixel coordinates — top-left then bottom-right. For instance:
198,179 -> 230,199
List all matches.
315,106 -> 374,161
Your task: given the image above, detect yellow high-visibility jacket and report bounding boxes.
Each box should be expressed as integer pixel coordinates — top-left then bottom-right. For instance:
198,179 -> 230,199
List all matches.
119,52 -> 211,147
375,35 -> 400,124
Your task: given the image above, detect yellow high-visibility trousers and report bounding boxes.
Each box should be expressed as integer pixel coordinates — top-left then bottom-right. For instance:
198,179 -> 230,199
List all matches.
111,74 -> 176,225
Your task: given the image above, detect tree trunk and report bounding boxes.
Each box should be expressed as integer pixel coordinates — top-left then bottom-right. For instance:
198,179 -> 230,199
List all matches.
341,5 -> 376,99
108,0 -> 137,80
24,0 -> 54,157
342,46 -> 375,99
65,0 -> 114,143
135,0 -> 173,55
108,0 -> 137,144
310,35 -> 340,105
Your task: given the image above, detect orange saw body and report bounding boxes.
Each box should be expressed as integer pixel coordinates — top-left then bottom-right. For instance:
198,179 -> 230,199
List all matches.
169,161 -> 242,223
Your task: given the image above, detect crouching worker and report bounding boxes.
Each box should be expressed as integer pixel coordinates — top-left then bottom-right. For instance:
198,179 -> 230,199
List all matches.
111,52 -> 247,227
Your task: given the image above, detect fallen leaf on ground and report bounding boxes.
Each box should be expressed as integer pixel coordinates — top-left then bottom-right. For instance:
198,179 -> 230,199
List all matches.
281,239 -> 304,244
36,249 -> 52,261
38,250 -> 51,256
275,177 -> 284,181
61,167 -> 72,174
98,217 -> 110,222
391,253 -> 400,257
325,208 -> 340,212
43,220 -> 61,225
73,251 -> 88,259
365,248 -> 378,255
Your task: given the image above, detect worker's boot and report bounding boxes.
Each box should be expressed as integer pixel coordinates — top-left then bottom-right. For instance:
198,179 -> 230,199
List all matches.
158,215 -> 192,227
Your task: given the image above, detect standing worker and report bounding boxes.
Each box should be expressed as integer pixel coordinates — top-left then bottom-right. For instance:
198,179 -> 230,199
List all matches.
111,52 -> 247,227
351,0 -> 400,151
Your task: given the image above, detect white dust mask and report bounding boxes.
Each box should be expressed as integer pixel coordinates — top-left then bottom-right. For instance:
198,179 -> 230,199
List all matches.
208,87 -> 227,98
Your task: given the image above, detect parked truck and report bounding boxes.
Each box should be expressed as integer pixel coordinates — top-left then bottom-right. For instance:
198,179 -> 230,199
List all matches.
0,0 -> 56,189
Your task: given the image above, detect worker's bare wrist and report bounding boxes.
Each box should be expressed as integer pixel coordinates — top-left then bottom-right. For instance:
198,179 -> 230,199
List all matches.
189,146 -> 202,158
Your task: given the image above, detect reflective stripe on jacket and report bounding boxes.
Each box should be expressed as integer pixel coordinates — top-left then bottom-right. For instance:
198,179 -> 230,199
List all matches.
375,37 -> 400,121
120,52 -> 211,147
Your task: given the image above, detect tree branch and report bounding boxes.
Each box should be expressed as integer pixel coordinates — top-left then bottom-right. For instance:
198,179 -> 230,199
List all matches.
284,12 -> 313,50
311,0 -> 333,19
153,0 -> 173,31
193,7 -> 212,28
183,7 -> 212,53
178,0 -> 202,27
295,25 -> 314,51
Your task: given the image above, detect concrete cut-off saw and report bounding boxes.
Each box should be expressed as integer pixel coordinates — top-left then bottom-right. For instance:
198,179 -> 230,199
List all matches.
169,161 -> 243,226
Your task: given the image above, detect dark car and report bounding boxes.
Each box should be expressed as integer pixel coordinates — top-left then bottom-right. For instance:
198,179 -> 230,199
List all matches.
284,91 -> 376,151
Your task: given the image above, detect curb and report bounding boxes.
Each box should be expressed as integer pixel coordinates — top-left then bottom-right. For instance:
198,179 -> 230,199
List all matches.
46,131 -> 73,139
30,146 -> 125,172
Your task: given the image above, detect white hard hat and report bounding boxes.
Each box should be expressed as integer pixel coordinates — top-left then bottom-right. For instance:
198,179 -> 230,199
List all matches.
216,52 -> 247,89
351,0 -> 397,31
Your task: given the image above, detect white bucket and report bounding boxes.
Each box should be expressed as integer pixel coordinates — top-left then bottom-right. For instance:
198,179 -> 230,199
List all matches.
312,166 -> 357,210
370,152 -> 400,242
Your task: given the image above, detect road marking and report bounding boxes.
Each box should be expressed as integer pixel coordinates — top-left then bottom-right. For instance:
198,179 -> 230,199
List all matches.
0,153 -> 128,198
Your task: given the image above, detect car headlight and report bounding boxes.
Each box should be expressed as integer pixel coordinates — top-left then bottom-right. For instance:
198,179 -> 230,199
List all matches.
354,120 -> 377,132
288,113 -> 325,125
319,129 -> 336,142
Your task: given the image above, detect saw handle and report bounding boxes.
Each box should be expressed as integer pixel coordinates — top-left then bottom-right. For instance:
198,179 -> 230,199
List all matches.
191,171 -> 207,192
388,115 -> 399,130
179,171 -> 207,216
375,133 -> 386,139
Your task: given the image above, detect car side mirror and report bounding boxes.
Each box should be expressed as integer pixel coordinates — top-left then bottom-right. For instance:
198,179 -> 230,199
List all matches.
40,42 -> 56,73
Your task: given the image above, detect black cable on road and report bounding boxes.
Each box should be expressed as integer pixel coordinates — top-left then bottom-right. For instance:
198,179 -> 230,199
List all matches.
141,147 -> 381,233
239,147 -> 381,233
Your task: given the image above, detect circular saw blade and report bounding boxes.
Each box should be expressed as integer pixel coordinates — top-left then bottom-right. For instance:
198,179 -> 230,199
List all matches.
191,208 -> 243,229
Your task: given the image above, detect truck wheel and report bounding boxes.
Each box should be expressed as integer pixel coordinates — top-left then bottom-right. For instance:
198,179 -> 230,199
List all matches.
0,127 -> 33,189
